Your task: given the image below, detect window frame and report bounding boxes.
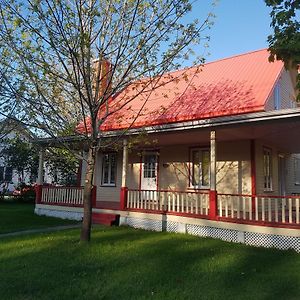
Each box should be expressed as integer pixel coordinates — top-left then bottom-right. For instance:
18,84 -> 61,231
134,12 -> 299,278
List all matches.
143,153 -> 157,179
274,82 -> 281,110
190,147 -> 210,189
101,152 -> 117,187
263,147 -> 273,192
294,157 -> 300,186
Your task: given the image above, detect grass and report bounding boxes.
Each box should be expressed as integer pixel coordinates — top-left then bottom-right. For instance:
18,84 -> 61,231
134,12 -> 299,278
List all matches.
0,200 -> 76,234
0,226 -> 299,300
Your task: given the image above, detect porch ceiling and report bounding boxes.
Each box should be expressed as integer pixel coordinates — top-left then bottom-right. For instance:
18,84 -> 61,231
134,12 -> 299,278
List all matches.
145,111 -> 300,153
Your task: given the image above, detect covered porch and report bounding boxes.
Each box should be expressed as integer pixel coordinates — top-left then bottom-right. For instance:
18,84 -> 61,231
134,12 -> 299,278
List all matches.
35,109 -> 300,251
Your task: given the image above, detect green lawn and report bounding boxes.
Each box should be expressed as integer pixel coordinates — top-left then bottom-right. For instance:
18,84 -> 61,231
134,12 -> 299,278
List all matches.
0,201 -> 76,234
0,226 -> 299,300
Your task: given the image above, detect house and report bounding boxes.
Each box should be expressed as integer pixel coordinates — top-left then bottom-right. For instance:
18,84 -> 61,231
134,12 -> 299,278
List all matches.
34,49 -> 300,251
0,120 -> 34,193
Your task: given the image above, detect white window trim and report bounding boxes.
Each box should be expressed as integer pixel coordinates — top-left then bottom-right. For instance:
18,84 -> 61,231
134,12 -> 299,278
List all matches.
142,152 -> 158,180
190,148 -> 210,189
274,82 -> 281,110
101,152 -> 117,187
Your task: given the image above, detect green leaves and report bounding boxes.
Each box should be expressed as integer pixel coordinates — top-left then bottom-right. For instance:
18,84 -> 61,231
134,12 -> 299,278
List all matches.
45,148 -> 79,185
1,136 -> 39,181
0,0 -> 214,138
266,0 -> 300,99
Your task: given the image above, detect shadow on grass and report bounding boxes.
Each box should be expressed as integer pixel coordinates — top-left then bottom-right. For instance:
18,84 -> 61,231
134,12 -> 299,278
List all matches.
0,226 -> 299,300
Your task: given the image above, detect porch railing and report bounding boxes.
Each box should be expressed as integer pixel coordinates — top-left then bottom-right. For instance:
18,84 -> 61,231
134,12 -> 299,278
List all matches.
127,189 -> 210,216
41,186 -> 84,207
218,193 -> 300,226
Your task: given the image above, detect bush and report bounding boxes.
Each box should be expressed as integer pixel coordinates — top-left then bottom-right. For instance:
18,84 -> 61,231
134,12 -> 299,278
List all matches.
13,183 -> 36,203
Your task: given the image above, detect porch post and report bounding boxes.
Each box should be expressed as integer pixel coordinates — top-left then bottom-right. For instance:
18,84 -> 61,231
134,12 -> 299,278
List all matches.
120,139 -> 128,210
35,148 -> 44,204
250,139 -> 256,212
209,130 -> 218,220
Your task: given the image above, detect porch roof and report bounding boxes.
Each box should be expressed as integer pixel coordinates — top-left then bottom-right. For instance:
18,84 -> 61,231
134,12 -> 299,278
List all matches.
35,108 -> 300,153
102,108 -> 300,153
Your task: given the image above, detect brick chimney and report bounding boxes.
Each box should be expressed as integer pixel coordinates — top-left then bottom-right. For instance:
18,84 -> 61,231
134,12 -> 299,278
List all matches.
93,57 -> 112,99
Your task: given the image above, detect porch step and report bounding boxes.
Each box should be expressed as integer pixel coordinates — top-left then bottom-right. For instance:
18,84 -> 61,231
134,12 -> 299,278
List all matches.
92,213 -> 120,226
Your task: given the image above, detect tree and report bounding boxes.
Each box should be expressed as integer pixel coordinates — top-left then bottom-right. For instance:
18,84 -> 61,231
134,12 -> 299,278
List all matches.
1,136 -> 38,183
0,0 -> 214,241
265,0 -> 300,96
45,148 -> 79,186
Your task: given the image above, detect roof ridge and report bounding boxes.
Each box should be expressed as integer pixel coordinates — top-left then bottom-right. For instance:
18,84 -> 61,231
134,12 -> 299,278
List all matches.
154,48 -> 271,78
203,48 -> 269,66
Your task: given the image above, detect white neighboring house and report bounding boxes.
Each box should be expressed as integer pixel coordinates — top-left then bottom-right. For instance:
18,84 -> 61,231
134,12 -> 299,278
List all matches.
0,121 -> 33,193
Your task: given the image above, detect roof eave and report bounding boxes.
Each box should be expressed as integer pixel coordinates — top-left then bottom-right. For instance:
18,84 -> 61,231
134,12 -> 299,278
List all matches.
100,108 -> 300,137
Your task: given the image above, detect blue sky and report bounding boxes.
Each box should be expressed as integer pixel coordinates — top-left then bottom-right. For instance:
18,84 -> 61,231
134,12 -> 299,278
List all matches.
192,0 -> 273,62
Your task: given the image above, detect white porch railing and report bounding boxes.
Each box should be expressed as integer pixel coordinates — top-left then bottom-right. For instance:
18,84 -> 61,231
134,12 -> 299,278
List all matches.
218,193 -> 300,225
127,189 -> 210,215
41,186 -> 84,206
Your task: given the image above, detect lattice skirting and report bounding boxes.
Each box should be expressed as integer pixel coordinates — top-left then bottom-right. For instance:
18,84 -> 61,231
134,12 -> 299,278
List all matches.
122,216 -> 300,252
35,208 -> 83,221
244,232 -> 300,252
125,217 -> 162,232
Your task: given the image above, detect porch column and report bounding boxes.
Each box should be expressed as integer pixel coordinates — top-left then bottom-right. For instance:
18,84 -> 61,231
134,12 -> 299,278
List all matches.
35,148 -> 44,204
209,130 -> 218,220
250,139 -> 256,212
120,139 -> 128,210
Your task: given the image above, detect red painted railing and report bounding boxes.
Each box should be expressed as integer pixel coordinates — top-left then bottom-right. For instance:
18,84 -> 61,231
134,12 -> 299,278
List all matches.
40,186 -> 84,207
126,189 -> 300,228
218,193 -> 300,227
37,185 -> 300,229
127,189 -> 210,216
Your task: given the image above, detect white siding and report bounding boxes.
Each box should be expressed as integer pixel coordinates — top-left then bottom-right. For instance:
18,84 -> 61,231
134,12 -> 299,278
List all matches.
265,69 -> 297,111
285,153 -> 300,195
127,141 -> 252,195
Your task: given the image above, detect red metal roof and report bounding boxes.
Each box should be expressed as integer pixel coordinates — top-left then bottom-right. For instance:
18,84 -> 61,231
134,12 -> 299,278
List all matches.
79,49 -> 284,132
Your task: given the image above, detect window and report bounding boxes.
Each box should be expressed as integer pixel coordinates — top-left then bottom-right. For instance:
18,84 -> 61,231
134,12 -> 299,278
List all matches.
294,158 -> 300,185
101,153 -> 117,186
191,148 -> 210,188
143,154 -> 157,178
263,148 -> 272,191
274,83 -> 281,110
4,167 -> 13,182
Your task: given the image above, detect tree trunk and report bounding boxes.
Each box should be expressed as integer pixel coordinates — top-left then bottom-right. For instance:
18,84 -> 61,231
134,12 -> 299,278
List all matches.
80,144 -> 96,242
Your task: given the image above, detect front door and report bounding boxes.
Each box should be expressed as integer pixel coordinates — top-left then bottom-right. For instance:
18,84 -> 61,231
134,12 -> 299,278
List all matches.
141,153 -> 158,191
278,155 -> 286,196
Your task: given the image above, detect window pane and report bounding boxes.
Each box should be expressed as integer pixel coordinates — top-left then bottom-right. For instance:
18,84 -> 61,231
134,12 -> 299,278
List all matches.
263,149 -> 272,189
102,154 -> 109,184
295,158 -> 300,184
144,155 -> 156,178
102,153 -> 117,185
192,151 -> 200,186
202,150 -> 210,186
110,154 -> 116,184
